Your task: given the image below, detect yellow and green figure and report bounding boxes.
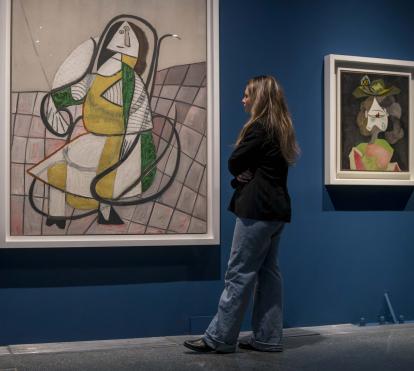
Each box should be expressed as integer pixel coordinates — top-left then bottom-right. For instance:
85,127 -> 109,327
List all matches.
28,18 -> 157,228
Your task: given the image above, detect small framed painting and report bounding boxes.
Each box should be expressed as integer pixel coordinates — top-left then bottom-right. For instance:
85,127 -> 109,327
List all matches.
0,0 -> 220,247
325,54 -> 414,185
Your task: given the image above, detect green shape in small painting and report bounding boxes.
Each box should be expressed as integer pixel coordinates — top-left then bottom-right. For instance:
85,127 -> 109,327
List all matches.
355,139 -> 394,171
362,153 -> 377,170
356,142 -> 367,154
374,139 -> 393,153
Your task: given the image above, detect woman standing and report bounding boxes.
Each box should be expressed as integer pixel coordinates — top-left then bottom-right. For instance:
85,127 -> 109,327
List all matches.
184,75 -> 300,353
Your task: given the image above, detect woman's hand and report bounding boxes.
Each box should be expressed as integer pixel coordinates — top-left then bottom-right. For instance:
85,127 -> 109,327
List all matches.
236,169 -> 253,183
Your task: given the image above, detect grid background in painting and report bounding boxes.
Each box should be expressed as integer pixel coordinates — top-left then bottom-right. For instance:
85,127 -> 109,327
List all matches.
10,62 -> 207,236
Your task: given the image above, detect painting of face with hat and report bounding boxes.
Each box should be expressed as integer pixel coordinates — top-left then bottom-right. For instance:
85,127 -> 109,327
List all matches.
339,70 -> 409,172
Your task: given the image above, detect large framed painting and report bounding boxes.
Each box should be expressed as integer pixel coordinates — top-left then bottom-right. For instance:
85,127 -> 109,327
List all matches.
0,0 -> 220,247
325,54 -> 414,185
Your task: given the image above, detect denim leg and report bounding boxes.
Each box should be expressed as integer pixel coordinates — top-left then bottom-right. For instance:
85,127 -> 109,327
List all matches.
204,217 -> 279,353
250,222 -> 284,351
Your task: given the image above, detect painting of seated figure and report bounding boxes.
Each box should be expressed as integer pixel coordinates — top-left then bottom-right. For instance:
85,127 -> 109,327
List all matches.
9,0 -> 215,242
339,69 -> 409,173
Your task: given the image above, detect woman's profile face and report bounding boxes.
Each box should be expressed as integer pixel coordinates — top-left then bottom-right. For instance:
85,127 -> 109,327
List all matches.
242,87 -> 252,113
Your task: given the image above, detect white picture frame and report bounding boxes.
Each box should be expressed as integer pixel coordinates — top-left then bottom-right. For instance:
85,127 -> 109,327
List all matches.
324,54 -> 414,186
0,0 -> 220,247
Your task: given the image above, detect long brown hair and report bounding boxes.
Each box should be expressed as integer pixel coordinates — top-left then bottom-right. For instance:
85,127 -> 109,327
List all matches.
236,75 -> 300,165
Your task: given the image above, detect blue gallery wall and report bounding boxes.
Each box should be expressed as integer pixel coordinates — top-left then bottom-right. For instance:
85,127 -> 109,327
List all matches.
1,0 -> 414,345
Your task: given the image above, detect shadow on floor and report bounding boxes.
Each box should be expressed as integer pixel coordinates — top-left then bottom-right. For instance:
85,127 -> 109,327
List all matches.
284,333 -> 324,350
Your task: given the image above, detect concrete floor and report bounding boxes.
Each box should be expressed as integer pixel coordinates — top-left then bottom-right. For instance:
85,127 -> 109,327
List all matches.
1,323 -> 414,370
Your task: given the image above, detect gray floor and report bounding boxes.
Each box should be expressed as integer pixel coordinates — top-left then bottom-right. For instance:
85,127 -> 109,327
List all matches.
1,323 -> 414,371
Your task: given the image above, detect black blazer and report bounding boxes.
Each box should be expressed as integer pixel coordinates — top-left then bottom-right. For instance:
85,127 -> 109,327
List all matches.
228,121 -> 291,222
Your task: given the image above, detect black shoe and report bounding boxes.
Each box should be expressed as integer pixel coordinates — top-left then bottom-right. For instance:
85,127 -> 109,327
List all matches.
183,338 -> 214,353
97,207 -> 124,225
238,341 -> 283,352
238,342 -> 255,351
46,216 -> 66,229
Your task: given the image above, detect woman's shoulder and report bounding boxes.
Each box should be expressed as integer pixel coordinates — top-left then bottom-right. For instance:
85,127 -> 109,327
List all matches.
248,120 -> 267,135
252,120 -> 281,147
241,121 -> 267,145
252,119 -> 265,128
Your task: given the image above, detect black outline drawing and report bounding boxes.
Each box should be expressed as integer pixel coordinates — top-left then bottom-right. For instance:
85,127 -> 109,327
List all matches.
28,15 -> 181,224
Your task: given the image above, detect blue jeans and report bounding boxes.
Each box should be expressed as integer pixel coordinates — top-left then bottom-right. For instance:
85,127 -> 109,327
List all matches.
204,217 -> 285,352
